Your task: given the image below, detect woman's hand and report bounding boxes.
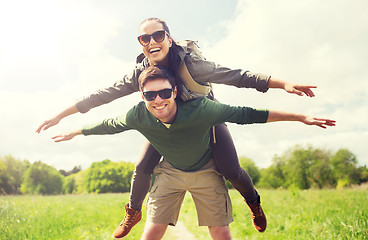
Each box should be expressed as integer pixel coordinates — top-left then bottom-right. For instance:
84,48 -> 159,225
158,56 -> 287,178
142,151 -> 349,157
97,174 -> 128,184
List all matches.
283,82 -> 317,97
36,104 -> 79,133
36,116 -> 62,133
267,77 -> 317,97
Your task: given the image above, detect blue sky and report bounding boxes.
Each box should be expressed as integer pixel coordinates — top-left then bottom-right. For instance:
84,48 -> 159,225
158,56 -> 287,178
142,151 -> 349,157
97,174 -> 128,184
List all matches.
0,0 -> 367,171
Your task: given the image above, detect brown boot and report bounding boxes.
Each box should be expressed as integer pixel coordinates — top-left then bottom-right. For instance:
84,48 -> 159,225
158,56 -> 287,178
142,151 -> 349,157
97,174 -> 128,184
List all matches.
112,203 -> 142,239
247,201 -> 267,232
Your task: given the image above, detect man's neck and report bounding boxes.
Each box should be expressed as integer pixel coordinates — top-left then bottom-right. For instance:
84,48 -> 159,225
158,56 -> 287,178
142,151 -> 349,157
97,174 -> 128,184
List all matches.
159,102 -> 177,124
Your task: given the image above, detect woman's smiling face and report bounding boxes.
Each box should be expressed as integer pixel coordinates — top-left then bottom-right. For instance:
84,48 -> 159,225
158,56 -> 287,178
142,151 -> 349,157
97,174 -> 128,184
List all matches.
139,20 -> 172,66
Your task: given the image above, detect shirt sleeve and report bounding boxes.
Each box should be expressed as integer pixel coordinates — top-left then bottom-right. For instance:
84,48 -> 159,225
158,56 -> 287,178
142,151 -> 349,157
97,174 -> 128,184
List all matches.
200,98 -> 269,126
76,64 -> 143,113
185,54 -> 270,93
81,111 -> 134,136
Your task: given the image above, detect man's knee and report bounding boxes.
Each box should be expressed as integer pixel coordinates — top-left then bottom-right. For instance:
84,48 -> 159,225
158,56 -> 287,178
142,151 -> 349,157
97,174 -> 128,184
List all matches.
141,222 -> 168,240
208,225 -> 231,240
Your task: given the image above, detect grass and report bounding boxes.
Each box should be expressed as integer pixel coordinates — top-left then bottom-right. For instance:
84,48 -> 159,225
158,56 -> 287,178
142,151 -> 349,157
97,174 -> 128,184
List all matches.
180,188 -> 368,240
1,189 -> 367,240
0,194 -> 141,240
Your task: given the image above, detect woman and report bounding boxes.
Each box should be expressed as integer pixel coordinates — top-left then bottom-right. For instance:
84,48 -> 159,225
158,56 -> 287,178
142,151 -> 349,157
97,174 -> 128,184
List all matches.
37,18 -> 316,238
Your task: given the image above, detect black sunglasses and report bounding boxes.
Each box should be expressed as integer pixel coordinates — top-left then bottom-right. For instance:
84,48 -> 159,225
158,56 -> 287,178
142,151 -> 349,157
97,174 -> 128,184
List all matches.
137,30 -> 168,46
143,88 -> 174,101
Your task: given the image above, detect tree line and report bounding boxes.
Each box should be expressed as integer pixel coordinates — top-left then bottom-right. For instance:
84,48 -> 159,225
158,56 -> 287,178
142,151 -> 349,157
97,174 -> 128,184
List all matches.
1,146 -> 367,195
256,146 -> 368,189
0,156 -> 134,195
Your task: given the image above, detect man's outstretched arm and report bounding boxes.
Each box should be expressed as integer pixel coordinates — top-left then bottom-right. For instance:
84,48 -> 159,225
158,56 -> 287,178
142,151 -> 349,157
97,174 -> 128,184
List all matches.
52,130 -> 82,142
267,110 -> 336,128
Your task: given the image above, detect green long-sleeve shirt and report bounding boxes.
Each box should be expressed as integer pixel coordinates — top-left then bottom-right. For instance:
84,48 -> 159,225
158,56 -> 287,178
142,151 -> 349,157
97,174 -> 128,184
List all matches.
82,97 -> 269,171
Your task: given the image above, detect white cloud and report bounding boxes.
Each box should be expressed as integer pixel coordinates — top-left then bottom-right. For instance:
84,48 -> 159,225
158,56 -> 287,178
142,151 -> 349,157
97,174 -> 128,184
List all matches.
0,0 -> 140,170
201,0 -> 368,167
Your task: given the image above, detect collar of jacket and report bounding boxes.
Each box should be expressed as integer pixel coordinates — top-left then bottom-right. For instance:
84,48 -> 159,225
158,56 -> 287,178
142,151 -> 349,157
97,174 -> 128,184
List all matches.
135,42 -> 186,65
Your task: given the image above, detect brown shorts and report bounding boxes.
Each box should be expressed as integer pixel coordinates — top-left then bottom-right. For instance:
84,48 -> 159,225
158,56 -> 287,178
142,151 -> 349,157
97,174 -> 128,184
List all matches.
146,159 -> 233,226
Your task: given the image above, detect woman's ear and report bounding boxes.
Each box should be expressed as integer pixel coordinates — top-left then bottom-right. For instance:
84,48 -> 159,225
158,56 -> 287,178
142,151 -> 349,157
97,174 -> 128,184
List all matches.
168,36 -> 173,48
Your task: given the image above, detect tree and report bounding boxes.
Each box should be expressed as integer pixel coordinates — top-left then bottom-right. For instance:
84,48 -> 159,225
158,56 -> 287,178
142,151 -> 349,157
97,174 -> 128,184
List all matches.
20,161 -> 64,194
59,165 -> 82,177
358,165 -> 368,184
85,159 -> 134,193
282,146 -> 312,189
65,169 -> 88,194
258,145 -> 334,189
63,175 -> 75,194
307,148 -> 333,188
0,155 -> 29,195
258,155 -> 286,189
330,148 -> 360,187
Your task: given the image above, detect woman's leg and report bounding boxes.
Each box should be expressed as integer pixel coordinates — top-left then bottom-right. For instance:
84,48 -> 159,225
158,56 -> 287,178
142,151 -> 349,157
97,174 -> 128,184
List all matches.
211,124 -> 266,232
129,141 -> 162,209
211,124 -> 258,204
113,142 -> 162,239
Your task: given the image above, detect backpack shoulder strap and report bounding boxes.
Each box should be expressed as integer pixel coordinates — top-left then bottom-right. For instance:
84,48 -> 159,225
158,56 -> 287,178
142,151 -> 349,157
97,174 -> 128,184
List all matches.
176,40 -> 211,95
179,60 -> 211,95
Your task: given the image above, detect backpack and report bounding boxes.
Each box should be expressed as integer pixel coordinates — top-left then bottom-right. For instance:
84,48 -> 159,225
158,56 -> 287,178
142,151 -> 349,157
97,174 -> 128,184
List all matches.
176,40 -> 212,98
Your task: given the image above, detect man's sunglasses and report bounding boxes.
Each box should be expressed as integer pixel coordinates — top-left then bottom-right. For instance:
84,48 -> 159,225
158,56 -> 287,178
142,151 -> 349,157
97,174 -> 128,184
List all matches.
137,30 -> 168,46
142,88 -> 174,101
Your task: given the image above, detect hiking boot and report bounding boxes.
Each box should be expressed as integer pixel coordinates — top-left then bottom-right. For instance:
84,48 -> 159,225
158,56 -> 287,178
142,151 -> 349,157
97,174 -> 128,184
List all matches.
112,203 -> 142,239
247,201 -> 267,232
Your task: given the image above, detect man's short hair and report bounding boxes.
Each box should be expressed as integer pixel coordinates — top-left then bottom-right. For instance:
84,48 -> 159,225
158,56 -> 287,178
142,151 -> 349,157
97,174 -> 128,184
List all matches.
139,66 -> 176,91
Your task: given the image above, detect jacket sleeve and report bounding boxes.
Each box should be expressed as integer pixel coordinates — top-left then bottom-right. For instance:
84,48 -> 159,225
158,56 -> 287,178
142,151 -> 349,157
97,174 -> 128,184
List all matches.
76,64 -> 143,113
185,54 -> 270,93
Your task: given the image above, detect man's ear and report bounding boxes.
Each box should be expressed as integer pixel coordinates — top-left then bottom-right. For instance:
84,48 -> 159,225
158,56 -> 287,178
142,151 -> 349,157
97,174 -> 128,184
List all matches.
141,92 -> 145,100
173,86 -> 178,98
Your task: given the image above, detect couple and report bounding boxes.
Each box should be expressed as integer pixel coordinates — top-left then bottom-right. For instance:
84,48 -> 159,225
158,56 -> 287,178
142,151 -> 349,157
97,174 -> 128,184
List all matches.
38,18 -> 335,239
52,65 -> 335,239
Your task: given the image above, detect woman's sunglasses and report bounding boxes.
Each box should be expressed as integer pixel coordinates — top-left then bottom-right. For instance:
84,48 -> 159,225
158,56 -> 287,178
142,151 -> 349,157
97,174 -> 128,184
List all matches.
137,30 -> 168,46
142,88 -> 174,101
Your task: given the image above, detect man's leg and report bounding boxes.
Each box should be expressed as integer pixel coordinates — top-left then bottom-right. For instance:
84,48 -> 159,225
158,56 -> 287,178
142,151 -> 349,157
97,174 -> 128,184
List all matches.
208,225 -> 232,240
113,142 -> 162,239
187,159 -> 233,240
140,221 -> 168,240
144,160 -> 187,239
211,124 -> 267,232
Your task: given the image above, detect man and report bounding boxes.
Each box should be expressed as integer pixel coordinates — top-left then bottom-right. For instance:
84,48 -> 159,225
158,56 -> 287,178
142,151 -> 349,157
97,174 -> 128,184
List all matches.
53,66 -> 335,240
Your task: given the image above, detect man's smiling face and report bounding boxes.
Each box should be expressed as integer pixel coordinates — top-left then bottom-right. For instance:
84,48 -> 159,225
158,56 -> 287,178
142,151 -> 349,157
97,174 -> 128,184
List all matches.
141,78 -> 177,123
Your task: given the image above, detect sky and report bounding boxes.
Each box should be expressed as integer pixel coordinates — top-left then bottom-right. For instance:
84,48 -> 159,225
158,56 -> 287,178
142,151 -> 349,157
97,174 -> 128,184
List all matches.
0,0 -> 367,171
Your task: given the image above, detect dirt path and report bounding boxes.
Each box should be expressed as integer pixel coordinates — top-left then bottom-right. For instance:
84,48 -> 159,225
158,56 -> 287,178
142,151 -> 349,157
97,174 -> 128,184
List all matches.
164,221 -> 196,240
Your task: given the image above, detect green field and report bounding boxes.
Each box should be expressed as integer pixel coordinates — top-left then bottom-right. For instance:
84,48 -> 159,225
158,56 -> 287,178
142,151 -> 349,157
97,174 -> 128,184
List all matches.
1,189 -> 367,240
